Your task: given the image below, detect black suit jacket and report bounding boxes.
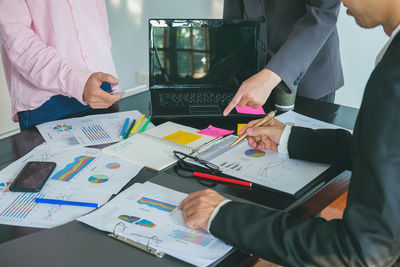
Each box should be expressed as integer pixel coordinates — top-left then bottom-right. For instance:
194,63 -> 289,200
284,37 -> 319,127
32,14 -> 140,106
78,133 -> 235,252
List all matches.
223,0 -> 344,99
210,34 -> 400,266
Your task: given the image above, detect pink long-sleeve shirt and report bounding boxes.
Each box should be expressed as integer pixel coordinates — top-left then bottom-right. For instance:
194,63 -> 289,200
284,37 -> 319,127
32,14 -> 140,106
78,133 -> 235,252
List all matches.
0,0 -> 118,121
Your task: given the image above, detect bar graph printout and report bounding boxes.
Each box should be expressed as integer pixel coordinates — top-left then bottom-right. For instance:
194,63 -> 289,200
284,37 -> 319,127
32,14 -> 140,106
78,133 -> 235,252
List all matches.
0,144 -> 142,228
36,110 -> 154,147
78,182 -> 232,267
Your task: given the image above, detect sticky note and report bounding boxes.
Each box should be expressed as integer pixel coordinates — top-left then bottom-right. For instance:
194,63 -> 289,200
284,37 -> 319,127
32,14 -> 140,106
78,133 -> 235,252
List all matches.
235,105 -> 265,115
197,125 -> 234,137
163,130 -> 202,145
237,124 -> 247,134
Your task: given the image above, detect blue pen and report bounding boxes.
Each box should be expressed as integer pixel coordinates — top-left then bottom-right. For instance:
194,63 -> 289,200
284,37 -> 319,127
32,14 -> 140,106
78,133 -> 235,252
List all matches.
35,198 -> 98,208
120,118 -> 130,138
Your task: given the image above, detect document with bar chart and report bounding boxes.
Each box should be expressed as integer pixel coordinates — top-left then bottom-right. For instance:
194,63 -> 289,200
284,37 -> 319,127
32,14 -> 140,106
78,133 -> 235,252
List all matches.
36,110 -> 154,147
0,144 -> 143,228
79,182 -> 232,267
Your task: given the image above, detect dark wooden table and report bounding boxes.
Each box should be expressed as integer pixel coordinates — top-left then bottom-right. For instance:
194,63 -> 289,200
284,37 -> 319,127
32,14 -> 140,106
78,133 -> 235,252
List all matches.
0,91 -> 358,266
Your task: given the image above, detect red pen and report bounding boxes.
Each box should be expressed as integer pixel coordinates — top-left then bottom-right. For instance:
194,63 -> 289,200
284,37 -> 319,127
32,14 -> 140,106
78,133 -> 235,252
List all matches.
193,172 -> 252,188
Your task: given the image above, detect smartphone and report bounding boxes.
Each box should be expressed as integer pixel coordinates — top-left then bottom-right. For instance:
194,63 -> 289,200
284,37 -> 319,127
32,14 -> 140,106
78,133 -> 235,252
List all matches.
9,161 -> 57,192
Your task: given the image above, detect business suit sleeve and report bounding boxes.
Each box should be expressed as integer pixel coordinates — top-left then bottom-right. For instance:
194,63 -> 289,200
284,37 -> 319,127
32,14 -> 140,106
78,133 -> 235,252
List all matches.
266,0 -> 341,92
210,53 -> 400,266
288,126 -> 353,170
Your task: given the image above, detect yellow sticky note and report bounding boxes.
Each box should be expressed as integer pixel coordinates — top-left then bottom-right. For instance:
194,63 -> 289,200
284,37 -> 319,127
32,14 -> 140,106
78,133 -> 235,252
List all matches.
162,130 -> 202,145
237,124 -> 247,134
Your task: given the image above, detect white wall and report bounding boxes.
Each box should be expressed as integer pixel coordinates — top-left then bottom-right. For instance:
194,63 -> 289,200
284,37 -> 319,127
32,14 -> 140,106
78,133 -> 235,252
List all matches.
106,0 -> 224,89
335,5 -> 387,108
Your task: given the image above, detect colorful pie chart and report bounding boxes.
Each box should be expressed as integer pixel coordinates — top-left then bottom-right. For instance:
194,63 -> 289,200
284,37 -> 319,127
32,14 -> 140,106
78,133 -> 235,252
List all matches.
106,163 -> 120,169
53,124 -> 72,132
244,149 -> 266,158
88,174 -> 109,183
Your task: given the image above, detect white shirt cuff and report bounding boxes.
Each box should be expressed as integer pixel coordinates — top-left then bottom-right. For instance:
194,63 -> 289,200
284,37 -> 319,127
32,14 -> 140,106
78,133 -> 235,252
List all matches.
207,199 -> 231,232
277,125 -> 292,155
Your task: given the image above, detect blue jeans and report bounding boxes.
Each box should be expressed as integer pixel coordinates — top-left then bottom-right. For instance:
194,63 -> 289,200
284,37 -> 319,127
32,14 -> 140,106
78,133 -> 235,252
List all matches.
18,82 -> 112,131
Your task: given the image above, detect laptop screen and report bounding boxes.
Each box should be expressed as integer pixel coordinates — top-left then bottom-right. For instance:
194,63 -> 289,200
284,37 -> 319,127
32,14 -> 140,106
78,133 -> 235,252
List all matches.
149,19 -> 259,89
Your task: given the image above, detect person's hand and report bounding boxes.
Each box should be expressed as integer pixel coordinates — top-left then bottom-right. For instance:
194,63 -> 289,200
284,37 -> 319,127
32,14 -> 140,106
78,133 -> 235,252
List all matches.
83,72 -> 121,109
178,189 -> 227,231
239,118 -> 286,151
223,68 -> 282,116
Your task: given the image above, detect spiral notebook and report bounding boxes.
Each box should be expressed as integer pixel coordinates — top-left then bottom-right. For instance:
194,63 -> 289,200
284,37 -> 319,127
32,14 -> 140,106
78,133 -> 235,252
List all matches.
102,121 -> 217,171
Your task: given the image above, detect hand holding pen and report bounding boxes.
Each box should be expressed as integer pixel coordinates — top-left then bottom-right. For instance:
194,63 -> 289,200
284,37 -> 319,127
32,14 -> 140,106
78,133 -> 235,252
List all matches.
230,110 -> 278,147
238,115 -> 286,151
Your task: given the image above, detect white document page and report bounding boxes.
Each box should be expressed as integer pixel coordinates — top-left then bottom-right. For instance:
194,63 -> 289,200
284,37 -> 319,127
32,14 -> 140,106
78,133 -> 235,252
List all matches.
78,182 -> 232,267
36,111 -> 154,147
276,110 -> 352,131
196,111 -> 350,195
0,144 -> 143,228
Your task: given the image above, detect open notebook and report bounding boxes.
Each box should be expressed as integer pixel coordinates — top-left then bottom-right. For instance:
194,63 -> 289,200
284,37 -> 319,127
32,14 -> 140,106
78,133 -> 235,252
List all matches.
102,122 -> 216,171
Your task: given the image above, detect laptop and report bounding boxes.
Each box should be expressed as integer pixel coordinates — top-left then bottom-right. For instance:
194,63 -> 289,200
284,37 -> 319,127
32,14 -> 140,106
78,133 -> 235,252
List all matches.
149,19 -> 261,120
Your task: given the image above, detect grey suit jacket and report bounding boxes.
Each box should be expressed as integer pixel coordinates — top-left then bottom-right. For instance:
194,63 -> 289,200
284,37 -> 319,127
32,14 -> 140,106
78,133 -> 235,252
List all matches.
223,0 -> 344,99
210,33 -> 400,266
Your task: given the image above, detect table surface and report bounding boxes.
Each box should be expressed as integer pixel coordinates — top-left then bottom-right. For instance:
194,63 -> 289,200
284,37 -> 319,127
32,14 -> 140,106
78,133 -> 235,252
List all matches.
0,91 -> 358,266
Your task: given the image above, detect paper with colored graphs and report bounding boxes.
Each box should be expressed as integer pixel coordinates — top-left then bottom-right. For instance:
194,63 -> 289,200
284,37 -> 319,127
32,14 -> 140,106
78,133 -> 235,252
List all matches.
36,111 -> 154,147
78,182 -> 232,267
0,144 -> 143,228
193,112 -> 349,195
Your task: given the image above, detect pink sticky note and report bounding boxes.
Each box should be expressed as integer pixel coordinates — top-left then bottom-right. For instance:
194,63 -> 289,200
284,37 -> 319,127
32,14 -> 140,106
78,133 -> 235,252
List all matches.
197,125 -> 234,137
235,105 -> 265,115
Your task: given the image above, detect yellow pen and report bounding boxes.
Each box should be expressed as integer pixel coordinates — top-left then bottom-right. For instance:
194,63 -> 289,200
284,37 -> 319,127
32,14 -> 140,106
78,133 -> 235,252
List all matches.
129,114 -> 146,135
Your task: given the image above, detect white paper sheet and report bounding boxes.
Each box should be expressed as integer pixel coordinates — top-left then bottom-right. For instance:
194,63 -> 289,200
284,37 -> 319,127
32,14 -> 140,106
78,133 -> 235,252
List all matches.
36,111 -> 154,147
276,110 -> 352,131
78,182 -> 232,267
194,111 -> 350,195
0,144 -> 143,228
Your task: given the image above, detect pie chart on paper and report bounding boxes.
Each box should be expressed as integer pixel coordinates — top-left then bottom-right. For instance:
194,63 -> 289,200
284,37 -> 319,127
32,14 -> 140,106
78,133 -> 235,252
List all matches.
244,149 -> 266,158
88,174 -> 109,184
106,163 -> 120,169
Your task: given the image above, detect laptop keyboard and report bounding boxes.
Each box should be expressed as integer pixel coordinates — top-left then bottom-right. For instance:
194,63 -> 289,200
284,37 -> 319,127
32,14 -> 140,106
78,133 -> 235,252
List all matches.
159,91 -> 236,107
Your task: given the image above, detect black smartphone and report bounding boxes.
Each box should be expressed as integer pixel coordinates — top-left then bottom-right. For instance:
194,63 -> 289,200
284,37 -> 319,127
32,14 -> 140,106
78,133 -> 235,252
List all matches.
9,161 -> 57,192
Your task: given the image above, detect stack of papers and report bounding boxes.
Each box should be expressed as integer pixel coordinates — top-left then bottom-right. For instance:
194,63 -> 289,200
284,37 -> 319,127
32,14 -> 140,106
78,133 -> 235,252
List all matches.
0,144 -> 143,228
78,182 -> 232,266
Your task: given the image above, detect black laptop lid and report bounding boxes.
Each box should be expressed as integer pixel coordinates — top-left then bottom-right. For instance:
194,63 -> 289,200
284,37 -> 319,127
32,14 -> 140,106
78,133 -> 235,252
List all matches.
149,19 -> 260,90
